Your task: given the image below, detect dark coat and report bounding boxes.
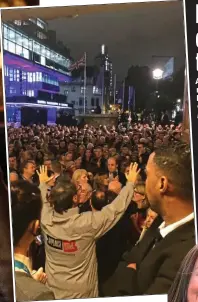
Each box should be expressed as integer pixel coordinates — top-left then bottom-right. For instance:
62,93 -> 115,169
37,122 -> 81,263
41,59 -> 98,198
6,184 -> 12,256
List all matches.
102,216 -> 195,297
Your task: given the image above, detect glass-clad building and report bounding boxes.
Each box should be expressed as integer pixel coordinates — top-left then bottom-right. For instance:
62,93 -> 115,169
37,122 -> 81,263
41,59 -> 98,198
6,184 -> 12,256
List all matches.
3,22 -> 71,75
2,21 -> 74,125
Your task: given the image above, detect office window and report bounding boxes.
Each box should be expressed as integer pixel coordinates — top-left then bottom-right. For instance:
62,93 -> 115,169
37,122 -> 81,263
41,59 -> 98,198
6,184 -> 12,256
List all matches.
46,48 -> 50,59
8,41 -> 15,54
27,90 -> 34,97
41,56 -> 46,66
22,36 -> 29,48
22,48 -> 29,59
96,98 -> 99,106
34,42 -> 41,55
37,19 -> 45,29
15,33 -> 22,46
64,90 -> 69,96
4,39 -> 8,51
4,66 -> 8,77
9,68 -> 13,82
71,86 -> 76,92
8,28 -> 15,42
10,87 -> 17,94
16,44 -> 22,56
79,98 -> 83,106
3,26 -> 8,39
22,71 -> 27,80
37,31 -> 47,40
32,73 -> 36,82
81,86 -> 86,94
27,72 -> 33,83
93,86 -> 100,94
91,98 -> 95,107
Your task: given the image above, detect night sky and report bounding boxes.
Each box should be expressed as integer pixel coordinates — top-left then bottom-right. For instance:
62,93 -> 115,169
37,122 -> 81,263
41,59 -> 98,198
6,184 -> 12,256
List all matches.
47,1 -> 185,81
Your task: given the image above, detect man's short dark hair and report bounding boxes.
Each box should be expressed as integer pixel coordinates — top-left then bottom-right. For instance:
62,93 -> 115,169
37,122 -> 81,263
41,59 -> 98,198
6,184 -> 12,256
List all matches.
107,190 -> 118,204
51,160 -> 62,174
91,191 -> 108,211
11,181 -> 42,247
154,142 -> 192,201
49,182 -> 77,214
20,160 -> 34,174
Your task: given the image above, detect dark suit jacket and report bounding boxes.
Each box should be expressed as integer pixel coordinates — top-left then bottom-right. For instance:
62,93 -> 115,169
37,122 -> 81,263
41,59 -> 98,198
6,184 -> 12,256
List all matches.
15,272 -> 54,301
102,216 -> 195,297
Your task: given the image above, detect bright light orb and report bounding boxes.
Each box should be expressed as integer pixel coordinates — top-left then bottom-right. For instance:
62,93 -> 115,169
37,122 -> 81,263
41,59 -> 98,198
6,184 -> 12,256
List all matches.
153,68 -> 163,80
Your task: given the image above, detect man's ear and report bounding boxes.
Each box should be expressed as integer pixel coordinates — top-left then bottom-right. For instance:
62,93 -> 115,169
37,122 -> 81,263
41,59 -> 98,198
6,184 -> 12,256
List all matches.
159,176 -> 168,194
73,194 -> 78,205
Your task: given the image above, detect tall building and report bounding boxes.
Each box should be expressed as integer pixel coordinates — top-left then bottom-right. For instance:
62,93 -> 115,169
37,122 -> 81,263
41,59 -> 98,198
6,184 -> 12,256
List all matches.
2,18 -> 74,125
95,44 -> 113,112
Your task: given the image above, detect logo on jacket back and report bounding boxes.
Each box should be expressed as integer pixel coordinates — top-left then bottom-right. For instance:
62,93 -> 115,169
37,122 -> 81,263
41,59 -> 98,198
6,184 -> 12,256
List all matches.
63,241 -> 78,253
47,235 -> 62,250
47,235 -> 78,253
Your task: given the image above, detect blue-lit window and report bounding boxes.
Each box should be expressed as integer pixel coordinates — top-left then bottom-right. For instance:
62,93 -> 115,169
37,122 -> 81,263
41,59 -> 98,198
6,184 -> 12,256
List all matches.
27,90 -> 34,97
10,87 -> 16,94
36,72 -> 42,82
9,68 -> 13,82
4,66 -> 8,77
22,71 -> 27,80
27,72 -> 33,83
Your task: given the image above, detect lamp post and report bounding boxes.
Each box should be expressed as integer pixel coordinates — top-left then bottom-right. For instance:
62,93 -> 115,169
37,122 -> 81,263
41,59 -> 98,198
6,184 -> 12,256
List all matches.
152,68 -> 163,91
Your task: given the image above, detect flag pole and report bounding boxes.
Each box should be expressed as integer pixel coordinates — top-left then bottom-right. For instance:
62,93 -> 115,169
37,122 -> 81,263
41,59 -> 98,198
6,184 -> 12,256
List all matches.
113,74 -> 116,105
128,86 -> 130,112
101,66 -> 104,113
83,52 -> 86,115
122,79 -> 125,111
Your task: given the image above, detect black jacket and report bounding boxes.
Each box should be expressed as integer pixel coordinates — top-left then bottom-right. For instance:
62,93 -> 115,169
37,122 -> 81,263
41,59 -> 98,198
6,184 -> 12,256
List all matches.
102,216 -> 195,296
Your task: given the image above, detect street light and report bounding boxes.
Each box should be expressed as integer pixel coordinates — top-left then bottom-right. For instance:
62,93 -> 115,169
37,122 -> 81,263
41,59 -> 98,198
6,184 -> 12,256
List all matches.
152,68 -> 163,92
152,68 -> 163,80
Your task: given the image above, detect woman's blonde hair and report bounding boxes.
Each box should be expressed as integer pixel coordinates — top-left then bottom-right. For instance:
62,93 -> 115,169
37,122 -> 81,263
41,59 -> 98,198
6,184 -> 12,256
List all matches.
134,181 -> 145,196
72,169 -> 87,185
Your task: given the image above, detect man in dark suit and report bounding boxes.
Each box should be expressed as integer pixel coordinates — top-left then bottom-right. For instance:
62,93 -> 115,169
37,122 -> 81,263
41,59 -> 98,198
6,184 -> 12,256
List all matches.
107,157 -> 126,187
102,142 -> 195,297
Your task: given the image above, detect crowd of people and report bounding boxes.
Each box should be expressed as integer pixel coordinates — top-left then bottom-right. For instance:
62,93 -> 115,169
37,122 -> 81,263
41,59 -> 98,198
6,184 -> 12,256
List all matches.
8,120 -> 195,300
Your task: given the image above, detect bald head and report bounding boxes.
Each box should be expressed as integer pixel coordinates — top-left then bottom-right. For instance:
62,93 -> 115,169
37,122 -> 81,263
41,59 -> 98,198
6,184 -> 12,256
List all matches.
108,180 -> 122,195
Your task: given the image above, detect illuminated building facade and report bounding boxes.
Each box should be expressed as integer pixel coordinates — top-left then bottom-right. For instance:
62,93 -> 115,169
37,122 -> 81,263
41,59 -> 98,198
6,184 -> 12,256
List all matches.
2,19 -> 74,125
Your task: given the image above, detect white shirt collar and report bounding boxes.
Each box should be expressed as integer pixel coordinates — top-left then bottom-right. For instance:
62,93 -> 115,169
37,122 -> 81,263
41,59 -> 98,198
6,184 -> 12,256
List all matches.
159,212 -> 194,238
